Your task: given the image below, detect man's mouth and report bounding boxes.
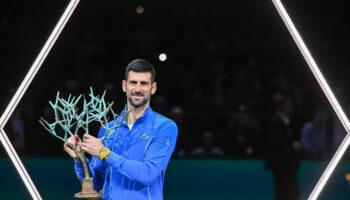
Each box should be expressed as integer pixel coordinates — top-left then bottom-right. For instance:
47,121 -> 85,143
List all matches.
132,94 -> 143,99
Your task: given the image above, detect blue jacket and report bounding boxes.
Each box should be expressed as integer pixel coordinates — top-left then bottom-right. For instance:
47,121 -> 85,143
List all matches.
74,106 -> 178,200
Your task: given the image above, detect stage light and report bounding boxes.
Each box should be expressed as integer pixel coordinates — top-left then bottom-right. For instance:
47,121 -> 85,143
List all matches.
272,0 -> 350,199
159,53 -> 167,62
0,0 -> 80,199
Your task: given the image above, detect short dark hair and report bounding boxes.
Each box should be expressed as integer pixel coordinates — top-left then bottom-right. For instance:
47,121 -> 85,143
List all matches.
125,59 -> 156,83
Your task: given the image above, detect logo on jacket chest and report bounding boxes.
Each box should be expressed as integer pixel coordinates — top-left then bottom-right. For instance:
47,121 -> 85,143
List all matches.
140,134 -> 149,139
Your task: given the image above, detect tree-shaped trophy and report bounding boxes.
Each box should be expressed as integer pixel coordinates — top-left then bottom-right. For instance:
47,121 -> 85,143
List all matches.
39,88 -> 121,199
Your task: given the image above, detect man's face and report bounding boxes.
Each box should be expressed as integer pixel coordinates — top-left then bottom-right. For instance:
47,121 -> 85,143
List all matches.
122,71 -> 157,108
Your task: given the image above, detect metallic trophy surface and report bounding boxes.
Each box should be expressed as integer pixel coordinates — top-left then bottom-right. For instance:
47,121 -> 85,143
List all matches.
40,87 -> 122,199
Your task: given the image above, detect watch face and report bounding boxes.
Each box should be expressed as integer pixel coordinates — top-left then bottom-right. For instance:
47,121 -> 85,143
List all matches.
102,149 -> 108,154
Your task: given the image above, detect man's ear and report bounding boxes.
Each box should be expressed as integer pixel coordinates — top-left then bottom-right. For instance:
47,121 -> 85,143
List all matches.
151,82 -> 157,95
122,80 -> 126,92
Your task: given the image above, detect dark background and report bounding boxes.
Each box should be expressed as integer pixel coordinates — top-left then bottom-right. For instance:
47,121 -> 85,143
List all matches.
1,0 -> 350,155
2,0 -> 350,199
2,0 -> 350,198
1,0 -> 350,158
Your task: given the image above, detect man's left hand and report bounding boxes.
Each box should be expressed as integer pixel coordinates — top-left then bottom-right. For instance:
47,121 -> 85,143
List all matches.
81,134 -> 104,157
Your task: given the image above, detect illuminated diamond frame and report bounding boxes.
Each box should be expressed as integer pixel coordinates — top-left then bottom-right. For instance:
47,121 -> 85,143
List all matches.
0,0 -> 80,199
1,0 -> 346,199
272,0 -> 350,199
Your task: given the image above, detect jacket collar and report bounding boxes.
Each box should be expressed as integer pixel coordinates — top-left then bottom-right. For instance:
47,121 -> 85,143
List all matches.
135,106 -> 152,124
120,105 -> 152,125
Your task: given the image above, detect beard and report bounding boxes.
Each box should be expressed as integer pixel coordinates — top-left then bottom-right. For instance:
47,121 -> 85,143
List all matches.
128,92 -> 150,108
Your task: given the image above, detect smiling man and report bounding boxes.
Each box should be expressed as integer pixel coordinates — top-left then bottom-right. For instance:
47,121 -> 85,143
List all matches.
64,59 -> 178,200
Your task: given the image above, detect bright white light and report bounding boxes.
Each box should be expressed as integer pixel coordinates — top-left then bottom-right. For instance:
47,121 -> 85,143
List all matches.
0,0 -> 80,199
272,0 -> 350,199
159,53 -> 167,62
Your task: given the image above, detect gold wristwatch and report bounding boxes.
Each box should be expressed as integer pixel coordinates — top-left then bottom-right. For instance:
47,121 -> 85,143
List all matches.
99,147 -> 111,161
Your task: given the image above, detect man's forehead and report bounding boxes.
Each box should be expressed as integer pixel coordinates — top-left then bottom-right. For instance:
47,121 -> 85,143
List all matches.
128,71 -> 152,81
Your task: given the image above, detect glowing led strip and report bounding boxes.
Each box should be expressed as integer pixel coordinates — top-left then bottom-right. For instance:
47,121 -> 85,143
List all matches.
271,0 -> 350,199
0,0 -> 80,199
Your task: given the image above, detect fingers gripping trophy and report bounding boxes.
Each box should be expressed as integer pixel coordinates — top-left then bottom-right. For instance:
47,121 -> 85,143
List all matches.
39,87 -> 124,199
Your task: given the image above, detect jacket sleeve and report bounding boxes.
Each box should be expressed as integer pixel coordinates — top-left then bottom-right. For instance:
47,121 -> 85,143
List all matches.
105,121 -> 178,186
74,128 -> 108,191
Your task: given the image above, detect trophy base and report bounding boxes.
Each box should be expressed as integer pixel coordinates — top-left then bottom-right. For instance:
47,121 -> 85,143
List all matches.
74,177 -> 102,199
74,191 -> 101,199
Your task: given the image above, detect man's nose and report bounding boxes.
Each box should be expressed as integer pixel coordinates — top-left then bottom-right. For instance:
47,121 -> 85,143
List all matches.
135,83 -> 141,92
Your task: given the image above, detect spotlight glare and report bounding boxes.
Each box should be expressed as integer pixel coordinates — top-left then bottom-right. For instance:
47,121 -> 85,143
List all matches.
272,0 -> 350,200
0,0 -> 80,199
159,53 -> 167,62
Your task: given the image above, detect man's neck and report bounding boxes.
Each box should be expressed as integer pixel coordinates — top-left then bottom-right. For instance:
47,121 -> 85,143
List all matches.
126,103 -> 149,125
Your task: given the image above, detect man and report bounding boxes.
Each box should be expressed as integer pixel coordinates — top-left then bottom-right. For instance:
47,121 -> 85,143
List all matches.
64,59 -> 178,200
264,94 -> 301,200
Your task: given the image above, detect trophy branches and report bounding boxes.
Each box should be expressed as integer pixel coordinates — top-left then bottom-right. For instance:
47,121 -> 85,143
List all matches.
39,87 -> 124,199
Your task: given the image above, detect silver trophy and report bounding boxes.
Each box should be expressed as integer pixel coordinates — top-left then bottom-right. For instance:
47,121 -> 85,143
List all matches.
40,87 -> 121,199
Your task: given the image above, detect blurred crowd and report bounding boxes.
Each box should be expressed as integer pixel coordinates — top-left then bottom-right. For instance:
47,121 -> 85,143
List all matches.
5,60 -> 349,160
1,0 -> 350,160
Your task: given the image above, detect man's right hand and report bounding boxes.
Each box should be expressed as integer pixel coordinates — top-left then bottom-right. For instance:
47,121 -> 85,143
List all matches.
63,135 -> 81,159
